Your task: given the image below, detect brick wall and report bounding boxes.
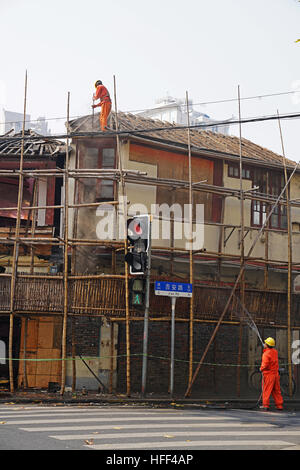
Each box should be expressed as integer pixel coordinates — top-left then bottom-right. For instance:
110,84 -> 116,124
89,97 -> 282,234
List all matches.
66,317 -> 102,357
116,321 -> 249,397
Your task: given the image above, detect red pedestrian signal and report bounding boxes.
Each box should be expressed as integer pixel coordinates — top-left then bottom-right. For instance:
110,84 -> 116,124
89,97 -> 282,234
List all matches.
125,215 -> 150,275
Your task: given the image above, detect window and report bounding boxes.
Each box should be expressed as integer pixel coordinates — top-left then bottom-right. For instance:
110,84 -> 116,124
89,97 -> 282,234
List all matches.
80,145 -> 116,203
251,169 -> 287,230
102,148 -> 115,168
228,163 -> 251,179
269,173 -> 287,229
242,168 -> 251,179
228,164 -> 239,178
97,149 -> 115,201
0,177 -> 33,222
252,200 -> 267,226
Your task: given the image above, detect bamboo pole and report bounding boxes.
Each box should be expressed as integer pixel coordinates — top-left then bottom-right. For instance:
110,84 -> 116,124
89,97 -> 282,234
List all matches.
22,317 -> 28,389
264,173 -> 270,289
1,174 -> 300,212
8,70 -> 27,392
71,317 -> 76,393
0,200 -> 119,211
185,91 -> 194,387
109,322 -> 114,393
21,180 -> 38,388
29,180 -> 38,274
237,86 -> 245,397
71,144 -> 80,274
277,110 -> 293,397
60,91 -> 70,395
113,75 -> 131,396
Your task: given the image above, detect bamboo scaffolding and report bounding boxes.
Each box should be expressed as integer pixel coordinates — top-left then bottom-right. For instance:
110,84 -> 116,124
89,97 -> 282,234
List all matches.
113,75 -> 131,396
60,91 -> 70,395
8,71 -> 27,392
184,160 -> 300,397
71,142 -> 80,275
1,176 -> 300,211
237,86 -> 245,397
277,110 -> 293,398
1,78 -> 300,398
186,91 -> 194,387
109,322 -> 114,393
264,173 -> 270,289
29,180 -> 38,274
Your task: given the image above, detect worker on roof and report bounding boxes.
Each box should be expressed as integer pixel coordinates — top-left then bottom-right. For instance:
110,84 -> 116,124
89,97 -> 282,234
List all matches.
92,80 -> 112,131
260,337 -> 283,411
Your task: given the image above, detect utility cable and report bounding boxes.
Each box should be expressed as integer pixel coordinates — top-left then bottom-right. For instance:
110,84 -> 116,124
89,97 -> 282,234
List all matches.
1,88 -> 300,127
2,110 -> 300,144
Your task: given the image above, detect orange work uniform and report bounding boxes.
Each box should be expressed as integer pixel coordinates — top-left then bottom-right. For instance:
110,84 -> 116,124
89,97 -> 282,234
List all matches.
260,347 -> 283,409
93,84 -> 112,131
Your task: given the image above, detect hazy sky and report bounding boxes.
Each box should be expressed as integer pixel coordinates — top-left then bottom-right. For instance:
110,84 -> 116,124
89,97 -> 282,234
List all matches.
1,0 -> 300,159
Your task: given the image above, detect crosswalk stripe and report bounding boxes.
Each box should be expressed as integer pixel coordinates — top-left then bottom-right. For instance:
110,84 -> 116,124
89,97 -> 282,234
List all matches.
4,404 -> 295,450
49,430 -> 300,440
2,415 -> 243,425
19,422 -> 274,432
0,407 -> 185,413
86,440 -> 294,450
0,410 -> 222,418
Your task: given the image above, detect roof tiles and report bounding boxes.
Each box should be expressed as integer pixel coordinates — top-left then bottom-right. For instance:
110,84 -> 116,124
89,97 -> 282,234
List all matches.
69,111 -> 296,167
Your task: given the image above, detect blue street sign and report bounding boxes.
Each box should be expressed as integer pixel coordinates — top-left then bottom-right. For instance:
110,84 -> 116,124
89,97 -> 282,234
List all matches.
154,281 -> 193,298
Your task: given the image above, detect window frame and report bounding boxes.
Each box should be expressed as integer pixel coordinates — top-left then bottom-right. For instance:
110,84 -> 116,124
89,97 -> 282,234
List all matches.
227,162 -> 288,231
97,148 -> 116,202
78,141 -> 116,204
250,169 -> 288,231
227,162 -> 252,180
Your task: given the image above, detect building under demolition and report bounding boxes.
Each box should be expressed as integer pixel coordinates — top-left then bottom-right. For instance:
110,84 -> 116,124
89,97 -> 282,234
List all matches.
0,105 -> 299,399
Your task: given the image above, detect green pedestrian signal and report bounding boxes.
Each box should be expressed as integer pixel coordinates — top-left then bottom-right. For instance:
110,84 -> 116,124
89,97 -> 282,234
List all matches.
129,278 -> 145,309
133,293 -> 142,305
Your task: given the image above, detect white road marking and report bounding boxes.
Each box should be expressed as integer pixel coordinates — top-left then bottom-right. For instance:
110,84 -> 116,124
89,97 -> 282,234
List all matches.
2,415 -> 241,425
19,422 -> 275,432
86,439 -> 294,449
49,429 -> 300,440
0,410 -> 221,418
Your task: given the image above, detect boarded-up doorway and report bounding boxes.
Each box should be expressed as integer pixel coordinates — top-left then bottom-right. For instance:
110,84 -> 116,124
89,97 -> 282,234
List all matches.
18,316 -> 62,389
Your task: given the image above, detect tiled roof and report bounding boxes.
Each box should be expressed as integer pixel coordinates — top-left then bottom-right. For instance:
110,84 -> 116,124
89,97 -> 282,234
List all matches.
0,129 -> 66,158
69,111 -> 296,167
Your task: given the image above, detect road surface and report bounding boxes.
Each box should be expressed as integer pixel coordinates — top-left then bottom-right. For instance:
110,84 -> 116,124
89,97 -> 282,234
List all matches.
1,403 -> 300,451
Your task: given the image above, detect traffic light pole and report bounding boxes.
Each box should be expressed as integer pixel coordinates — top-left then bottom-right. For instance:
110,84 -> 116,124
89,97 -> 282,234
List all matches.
141,217 -> 152,397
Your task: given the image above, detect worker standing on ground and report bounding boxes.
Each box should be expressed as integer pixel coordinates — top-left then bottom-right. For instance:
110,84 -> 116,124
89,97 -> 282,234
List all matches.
260,337 -> 284,411
92,80 -> 112,131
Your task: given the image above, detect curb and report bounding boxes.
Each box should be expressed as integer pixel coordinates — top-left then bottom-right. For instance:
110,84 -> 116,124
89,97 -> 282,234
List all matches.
1,392 -> 300,410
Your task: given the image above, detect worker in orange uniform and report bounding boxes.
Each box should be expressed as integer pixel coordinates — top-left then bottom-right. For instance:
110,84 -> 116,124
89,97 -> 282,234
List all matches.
260,337 -> 283,411
92,80 -> 112,131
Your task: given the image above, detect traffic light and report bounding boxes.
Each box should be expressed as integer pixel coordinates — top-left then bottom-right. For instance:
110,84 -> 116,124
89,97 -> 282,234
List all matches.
129,278 -> 146,309
125,215 -> 150,275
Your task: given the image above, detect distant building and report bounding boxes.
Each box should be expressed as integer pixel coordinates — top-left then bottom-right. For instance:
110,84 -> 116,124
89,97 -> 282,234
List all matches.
137,95 -> 232,134
32,116 -> 51,135
0,108 -> 51,135
0,108 -> 30,134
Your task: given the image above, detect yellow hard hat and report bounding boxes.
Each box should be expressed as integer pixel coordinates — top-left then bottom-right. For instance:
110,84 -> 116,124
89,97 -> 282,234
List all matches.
264,337 -> 275,347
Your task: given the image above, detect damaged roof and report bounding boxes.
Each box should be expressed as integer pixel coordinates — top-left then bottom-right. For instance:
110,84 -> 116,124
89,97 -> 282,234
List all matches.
0,129 -> 67,158
69,111 -> 296,168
